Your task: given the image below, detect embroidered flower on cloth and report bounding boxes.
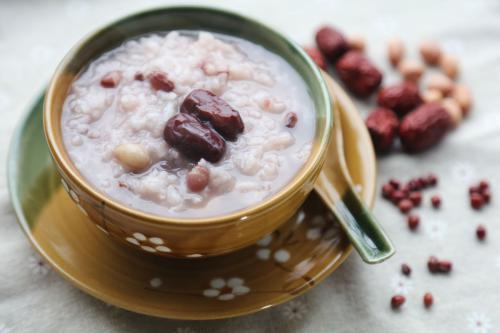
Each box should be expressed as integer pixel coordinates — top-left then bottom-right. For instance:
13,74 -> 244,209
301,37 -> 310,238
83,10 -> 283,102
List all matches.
451,162 -> 477,184
28,254 -> 50,276
202,277 -> 250,301
467,312 -> 493,333
390,274 -> 414,295
282,300 -> 308,321
0,92 -> 10,113
423,216 -> 448,241
0,323 -> 12,333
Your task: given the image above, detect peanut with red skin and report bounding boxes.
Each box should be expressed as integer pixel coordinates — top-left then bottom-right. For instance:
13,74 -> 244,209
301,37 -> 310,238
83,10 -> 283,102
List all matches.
422,89 -> 443,103
387,38 -> 405,67
419,40 -> 442,65
427,74 -> 454,96
347,34 -> 366,52
398,59 -> 425,82
440,54 -> 459,79
441,98 -> 463,128
452,85 -> 473,115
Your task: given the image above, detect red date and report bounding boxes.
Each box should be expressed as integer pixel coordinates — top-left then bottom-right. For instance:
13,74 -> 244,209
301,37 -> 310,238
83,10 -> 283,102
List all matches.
315,26 -> 349,63
180,89 -> 244,141
164,113 -> 226,163
149,71 -> 175,92
335,51 -> 383,97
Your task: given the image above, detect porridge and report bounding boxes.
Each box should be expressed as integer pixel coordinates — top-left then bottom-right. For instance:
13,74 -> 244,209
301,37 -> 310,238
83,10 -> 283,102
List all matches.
61,31 -> 316,218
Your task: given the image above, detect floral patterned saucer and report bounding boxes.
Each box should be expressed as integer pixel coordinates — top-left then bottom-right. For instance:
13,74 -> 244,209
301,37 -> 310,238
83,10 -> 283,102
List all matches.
8,80 -> 376,320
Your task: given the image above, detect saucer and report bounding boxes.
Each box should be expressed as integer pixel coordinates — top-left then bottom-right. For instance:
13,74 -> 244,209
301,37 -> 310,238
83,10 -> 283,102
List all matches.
8,79 -> 376,320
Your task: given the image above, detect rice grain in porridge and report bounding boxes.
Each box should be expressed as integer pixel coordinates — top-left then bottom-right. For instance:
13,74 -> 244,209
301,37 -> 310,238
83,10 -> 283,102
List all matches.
61,31 -> 316,218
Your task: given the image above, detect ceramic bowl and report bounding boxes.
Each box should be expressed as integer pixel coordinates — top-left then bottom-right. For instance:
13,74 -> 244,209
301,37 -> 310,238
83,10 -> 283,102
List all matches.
43,7 -> 333,257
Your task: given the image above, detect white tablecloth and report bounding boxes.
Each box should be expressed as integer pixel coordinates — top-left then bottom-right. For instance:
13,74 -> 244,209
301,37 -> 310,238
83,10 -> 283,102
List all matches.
1,0 -> 499,332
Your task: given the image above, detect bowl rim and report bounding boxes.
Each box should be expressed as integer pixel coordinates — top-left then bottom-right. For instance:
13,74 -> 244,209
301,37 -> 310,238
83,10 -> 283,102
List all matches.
43,5 -> 333,226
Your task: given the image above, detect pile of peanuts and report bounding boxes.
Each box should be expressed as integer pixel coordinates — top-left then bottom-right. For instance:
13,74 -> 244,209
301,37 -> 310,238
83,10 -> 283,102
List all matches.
306,26 -> 474,154
388,37 -> 472,127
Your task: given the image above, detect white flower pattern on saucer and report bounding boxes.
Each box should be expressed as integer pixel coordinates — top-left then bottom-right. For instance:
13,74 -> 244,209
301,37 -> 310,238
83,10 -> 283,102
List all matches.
175,328 -> 196,333
28,254 -> 50,276
390,274 -> 413,295
202,277 -> 250,301
125,232 -> 171,253
467,312 -> 493,333
287,259 -> 315,282
306,214 -> 340,242
149,277 -> 162,288
282,300 -> 308,321
60,178 -> 88,216
255,234 -> 291,263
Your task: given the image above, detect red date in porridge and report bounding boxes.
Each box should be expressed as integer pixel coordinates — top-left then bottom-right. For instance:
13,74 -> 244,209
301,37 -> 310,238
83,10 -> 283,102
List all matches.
62,31 -> 316,218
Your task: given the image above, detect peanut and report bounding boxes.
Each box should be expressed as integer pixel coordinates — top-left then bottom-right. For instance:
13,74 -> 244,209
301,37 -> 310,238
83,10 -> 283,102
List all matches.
419,40 -> 442,65
440,54 -> 459,79
441,98 -> 463,128
398,59 -> 425,82
113,143 -> 151,172
347,34 -> 366,52
427,73 -> 454,96
451,84 -> 473,115
388,38 -> 405,67
422,89 -> 443,103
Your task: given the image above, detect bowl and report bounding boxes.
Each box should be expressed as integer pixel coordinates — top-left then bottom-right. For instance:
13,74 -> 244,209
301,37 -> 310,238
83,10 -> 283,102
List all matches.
43,6 -> 333,257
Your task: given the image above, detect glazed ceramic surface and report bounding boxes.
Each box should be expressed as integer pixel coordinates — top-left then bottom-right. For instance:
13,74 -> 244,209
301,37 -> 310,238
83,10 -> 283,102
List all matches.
43,7 -> 333,257
8,77 -> 375,319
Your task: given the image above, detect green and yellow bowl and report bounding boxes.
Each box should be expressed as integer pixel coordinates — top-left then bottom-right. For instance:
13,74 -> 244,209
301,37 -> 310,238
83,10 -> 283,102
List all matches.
43,6 -> 333,257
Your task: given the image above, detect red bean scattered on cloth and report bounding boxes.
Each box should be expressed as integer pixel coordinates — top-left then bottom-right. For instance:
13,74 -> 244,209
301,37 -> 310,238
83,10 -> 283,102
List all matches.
391,295 -> 406,309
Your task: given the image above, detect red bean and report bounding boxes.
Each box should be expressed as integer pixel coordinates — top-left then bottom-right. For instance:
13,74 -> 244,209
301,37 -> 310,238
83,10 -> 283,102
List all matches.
431,195 -> 441,208
391,295 -> 406,309
476,225 -> 486,240
149,71 -> 175,92
423,293 -> 434,308
186,166 -> 210,192
408,214 -> 420,230
401,263 -> 411,276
